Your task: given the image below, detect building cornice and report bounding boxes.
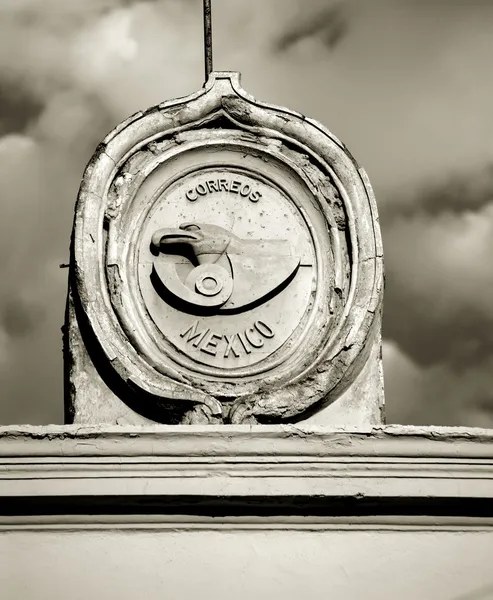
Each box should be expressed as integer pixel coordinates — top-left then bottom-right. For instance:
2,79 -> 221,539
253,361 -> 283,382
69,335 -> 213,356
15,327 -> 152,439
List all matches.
1,425 -> 493,505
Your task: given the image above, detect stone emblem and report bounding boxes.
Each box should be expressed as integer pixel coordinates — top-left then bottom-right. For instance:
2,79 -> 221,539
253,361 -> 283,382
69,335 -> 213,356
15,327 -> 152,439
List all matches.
66,72 -> 384,425
139,167 -> 315,374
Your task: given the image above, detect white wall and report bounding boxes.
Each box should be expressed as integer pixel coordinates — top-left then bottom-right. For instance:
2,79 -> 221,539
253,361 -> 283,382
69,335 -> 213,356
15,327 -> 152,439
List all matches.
2,529 -> 493,600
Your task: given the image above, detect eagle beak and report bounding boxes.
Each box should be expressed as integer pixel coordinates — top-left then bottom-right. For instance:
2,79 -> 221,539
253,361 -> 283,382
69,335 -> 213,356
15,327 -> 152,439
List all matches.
151,227 -> 199,250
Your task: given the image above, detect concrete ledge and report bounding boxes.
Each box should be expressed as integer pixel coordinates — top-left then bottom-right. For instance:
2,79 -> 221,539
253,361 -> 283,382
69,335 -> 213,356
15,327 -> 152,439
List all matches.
1,424 -> 493,456
1,425 -> 493,504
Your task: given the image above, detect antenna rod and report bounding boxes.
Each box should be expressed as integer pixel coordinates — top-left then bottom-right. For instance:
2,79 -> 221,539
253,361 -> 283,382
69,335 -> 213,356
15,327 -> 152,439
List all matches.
203,0 -> 213,81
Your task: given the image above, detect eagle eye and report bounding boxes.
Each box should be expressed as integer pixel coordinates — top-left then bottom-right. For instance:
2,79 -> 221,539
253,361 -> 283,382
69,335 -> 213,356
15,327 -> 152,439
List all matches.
180,223 -> 200,232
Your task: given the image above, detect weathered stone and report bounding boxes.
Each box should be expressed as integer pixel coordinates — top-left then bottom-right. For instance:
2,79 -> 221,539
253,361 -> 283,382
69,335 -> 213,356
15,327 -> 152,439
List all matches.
65,72 -> 384,425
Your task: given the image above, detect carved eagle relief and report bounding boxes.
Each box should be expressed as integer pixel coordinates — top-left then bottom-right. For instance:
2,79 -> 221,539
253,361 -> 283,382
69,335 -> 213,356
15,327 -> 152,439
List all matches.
151,223 -> 300,314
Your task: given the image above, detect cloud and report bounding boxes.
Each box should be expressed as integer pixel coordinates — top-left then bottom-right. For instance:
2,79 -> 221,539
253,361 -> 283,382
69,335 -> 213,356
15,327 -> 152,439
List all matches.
0,1 -> 154,424
273,3 -> 349,53
403,205 -> 493,320
380,164 -> 493,425
384,342 -> 493,428
382,165 -> 493,220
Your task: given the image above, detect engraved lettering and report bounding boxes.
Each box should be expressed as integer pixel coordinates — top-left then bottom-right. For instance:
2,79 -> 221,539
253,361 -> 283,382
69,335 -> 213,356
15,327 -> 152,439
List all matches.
245,327 -> 264,348
180,321 -> 210,347
224,334 -> 240,358
230,180 -> 241,194
196,183 -> 207,196
185,179 -> 262,202
237,332 -> 252,354
240,184 -> 251,197
254,320 -> 275,339
193,329 -> 209,347
206,180 -> 219,193
200,332 -> 222,357
186,189 -> 198,202
182,321 -> 276,360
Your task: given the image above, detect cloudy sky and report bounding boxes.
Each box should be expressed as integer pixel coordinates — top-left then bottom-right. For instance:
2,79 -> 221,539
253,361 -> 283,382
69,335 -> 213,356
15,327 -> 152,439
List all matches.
1,0 -> 492,427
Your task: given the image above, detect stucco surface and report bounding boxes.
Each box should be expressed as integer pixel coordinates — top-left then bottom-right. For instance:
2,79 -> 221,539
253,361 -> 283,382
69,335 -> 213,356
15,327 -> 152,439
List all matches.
2,530 -> 493,600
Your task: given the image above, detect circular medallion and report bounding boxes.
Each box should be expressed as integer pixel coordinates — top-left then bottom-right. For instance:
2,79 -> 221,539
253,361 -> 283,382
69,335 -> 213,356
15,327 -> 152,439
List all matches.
138,164 -> 317,376
116,136 -> 335,395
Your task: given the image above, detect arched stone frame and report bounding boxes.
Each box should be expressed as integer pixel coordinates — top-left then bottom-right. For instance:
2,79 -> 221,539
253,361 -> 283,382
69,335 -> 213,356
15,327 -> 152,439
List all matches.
73,72 -> 383,424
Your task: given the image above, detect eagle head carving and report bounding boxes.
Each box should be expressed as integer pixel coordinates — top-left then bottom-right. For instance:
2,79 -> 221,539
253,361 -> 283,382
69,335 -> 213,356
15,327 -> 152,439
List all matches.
151,222 -> 300,313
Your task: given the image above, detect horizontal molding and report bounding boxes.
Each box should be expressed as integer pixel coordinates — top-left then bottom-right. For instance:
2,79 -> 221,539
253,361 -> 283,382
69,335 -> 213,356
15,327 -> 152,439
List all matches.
2,462 -> 493,499
2,514 -> 493,532
1,424 -> 493,458
1,425 -> 493,505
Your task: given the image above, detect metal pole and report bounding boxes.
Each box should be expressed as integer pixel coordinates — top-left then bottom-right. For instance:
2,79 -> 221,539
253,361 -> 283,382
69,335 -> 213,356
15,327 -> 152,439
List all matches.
203,0 -> 213,81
